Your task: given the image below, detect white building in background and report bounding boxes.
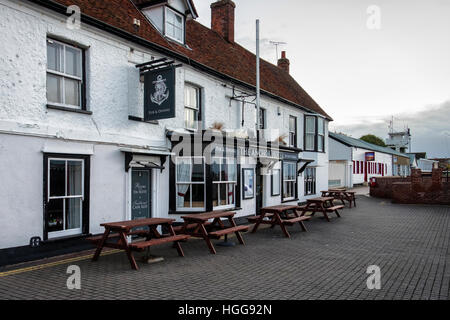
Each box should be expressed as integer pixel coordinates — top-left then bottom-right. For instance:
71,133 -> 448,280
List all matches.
328,132 -> 410,188
0,0 -> 333,251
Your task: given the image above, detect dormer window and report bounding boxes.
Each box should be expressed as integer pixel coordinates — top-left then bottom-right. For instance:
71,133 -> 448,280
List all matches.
165,7 -> 184,44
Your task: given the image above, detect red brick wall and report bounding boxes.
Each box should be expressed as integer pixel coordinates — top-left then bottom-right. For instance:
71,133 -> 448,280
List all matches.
211,0 -> 235,43
370,168 -> 450,204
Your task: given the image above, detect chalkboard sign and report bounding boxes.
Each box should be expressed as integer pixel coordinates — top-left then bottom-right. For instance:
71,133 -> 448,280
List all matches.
144,66 -> 176,121
131,170 -> 151,221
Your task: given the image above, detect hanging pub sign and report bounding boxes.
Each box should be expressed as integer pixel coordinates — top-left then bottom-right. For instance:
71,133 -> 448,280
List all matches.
144,66 -> 176,121
365,152 -> 375,161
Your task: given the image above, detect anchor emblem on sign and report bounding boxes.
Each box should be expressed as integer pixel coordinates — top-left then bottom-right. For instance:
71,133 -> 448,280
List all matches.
150,75 -> 170,106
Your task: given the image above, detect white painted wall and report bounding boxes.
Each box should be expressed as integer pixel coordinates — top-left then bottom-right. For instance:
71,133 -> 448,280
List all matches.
0,0 -> 330,248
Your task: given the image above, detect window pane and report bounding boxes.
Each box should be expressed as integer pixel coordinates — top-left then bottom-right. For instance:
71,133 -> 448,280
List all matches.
192,159 -> 205,182
47,74 -> 63,104
191,184 -> 204,208
318,136 -> 324,152
227,160 -> 237,182
212,158 -> 220,182
176,184 -> 190,208
50,160 -> 66,197
166,23 -> 175,38
306,134 -> 315,150
47,198 -> 64,232
306,116 -> 315,134
67,161 -> 82,196
64,78 -> 81,107
318,118 -> 324,134
289,116 -> 296,131
176,158 -> 192,183
65,46 -> 81,77
47,41 -> 63,72
212,184 -> 219,207
185,108 -> 197,130
66,198 -> 81,230
175,14 -> 183,27
219,183 -> 227,206
175,27 -> 182,41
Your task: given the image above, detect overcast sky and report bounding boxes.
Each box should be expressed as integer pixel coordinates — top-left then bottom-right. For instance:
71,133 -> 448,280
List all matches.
195,0 -> 450,157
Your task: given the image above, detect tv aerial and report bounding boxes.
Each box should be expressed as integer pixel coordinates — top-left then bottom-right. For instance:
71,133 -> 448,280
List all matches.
269,41 -> 287,61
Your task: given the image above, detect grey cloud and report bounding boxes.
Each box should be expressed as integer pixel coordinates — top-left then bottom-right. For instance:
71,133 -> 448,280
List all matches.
330,101 -> 450,158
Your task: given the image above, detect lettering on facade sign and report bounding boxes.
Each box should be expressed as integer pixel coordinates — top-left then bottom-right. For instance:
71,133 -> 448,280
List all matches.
144,67 -> 176,121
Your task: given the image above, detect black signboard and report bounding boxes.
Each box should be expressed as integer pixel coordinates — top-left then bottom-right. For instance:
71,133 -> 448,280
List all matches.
131,170 -> 151,221
144,66 -> 176,121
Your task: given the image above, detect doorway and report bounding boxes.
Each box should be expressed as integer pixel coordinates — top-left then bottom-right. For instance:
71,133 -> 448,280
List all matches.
131,169 -> 152,221
255,165 -> 264,214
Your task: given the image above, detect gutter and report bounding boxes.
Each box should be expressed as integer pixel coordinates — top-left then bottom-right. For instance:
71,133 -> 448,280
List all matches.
25,0 -> 329,119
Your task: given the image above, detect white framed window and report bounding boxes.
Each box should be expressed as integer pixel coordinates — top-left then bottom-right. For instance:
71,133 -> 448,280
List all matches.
46,38 -> 84,109
305,167 -> 316,196
184,84 -> 200,130
289,116 -> 297,147
47,158 -> 84,239
165,7 -> 184,44
212,158 -> 237,209
282,161 -> 297,201
305,116 -> 316,151
318,117 -> 325,152
175,157 -> 205,211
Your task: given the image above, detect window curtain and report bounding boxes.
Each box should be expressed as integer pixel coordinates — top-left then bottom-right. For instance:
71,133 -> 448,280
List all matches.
176,159 -> 192,208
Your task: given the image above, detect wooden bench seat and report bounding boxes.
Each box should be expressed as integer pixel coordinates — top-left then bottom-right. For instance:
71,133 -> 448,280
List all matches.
281,216 -> 311,225
326,205 -> 345,212
128,235 -> 190,251
247,213 -> 274,222
87,230 -> 149,243
208,225 -> 249,237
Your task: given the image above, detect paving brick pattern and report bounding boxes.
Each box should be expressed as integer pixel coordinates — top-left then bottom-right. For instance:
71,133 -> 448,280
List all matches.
0,196 -> 448,300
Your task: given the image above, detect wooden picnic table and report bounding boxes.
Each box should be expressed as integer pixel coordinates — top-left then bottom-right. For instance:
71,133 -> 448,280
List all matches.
178,211 -> 249,254
248,204 -> 311,238
321,189 -> 356,208
297,197 -> 344,222
88,218 -> 190,270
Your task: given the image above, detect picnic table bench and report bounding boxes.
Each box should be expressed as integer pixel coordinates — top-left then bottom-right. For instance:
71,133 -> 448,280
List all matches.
178,211 -> 248,254
87,218 -> 190,270
321,189 -> 356,208
249,205 -> 311,238
297,197 -> 344,222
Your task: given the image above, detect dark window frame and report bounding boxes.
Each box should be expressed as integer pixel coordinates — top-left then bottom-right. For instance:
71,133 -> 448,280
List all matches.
304,115 -> 326,152
289,115 -> 297,147
46,37 -> 88,112
43,153 -> 90,241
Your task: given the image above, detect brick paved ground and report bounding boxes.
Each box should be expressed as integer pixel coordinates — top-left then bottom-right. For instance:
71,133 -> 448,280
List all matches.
0,196 -> 448,300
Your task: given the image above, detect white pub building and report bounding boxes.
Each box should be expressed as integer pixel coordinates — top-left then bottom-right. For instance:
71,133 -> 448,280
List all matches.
0,0 -> 333,258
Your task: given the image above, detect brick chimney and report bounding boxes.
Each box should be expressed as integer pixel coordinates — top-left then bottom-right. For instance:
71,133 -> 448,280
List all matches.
211,0 -> 235,43
278,51 -> 290,73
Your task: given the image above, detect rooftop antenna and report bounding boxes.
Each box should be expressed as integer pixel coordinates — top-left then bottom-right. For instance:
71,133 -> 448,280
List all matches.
269,41 -> 287,61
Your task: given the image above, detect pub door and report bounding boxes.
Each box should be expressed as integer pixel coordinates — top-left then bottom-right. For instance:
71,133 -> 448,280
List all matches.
131,169 -> 152,222
255,166 -> 264,214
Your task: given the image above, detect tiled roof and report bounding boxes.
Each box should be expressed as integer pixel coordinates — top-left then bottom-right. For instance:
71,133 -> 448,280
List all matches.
329,132 -> 410,158
38,0 -> 332,120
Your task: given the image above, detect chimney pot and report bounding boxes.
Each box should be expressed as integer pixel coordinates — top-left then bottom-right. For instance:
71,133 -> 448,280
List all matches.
211,0 -> 236,43
278,51 -> 290,74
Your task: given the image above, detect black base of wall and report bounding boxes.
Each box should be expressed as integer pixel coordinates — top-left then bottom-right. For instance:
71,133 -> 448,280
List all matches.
0,237 -> 96,268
